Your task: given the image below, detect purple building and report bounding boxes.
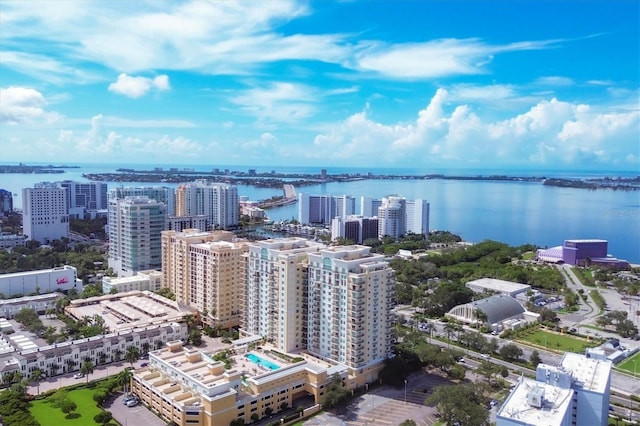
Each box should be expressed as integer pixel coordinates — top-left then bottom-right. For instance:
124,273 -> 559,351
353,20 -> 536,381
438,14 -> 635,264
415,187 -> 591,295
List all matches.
537,239 -> 629,268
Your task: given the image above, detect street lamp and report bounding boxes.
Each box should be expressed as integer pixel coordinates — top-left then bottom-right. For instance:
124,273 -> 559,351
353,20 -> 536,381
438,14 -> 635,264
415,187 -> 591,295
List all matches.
404,379 -> 407,405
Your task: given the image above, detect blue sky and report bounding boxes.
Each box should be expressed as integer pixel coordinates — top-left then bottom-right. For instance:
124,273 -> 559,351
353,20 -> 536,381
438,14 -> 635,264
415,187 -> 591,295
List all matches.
1,0 -> 638,171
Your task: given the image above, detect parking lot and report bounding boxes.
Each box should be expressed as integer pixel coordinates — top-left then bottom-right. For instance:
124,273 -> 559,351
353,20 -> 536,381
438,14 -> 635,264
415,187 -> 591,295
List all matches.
105,392 -> 166,426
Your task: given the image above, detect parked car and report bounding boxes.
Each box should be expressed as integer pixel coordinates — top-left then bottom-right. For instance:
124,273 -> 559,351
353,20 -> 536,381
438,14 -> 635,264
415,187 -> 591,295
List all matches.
123,395 -> 136,404
126,399 -> 139,407
141,362 -> 149,367
73,373 -> 84,379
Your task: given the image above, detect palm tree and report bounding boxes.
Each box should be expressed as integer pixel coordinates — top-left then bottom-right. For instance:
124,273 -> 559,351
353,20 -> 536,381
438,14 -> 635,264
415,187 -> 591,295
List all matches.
141,342 -> 150,355
125,346 -> 140,366
30,368 -> 45,395
117,368 -> 133,394
80,360 -> 94,383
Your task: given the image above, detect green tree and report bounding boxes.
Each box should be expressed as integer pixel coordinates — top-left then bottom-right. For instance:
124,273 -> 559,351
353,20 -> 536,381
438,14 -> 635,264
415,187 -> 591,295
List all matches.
530,350 -> 542,366
59,398 -> 77,418
30,368 -> 45,395
426,383 -> 489,426
321,374 -> 349,409
125,346 -> 140,366
117,368 -> 133,393
80,359 -> 94,383
189,329 -> 202,346
499,343 -> 523,361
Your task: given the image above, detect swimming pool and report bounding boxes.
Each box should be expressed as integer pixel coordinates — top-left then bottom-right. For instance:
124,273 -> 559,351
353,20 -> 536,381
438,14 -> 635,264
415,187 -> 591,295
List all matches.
246,353 -> 280,370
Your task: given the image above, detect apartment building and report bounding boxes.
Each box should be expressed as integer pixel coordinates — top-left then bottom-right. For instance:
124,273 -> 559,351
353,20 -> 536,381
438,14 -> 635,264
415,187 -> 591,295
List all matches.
0,292 -> 64,319
109,186 -> 176,216
108,197 -> 167,276
175,181 -> 239,230
162,229 -> 246,328
242,238 -> 325,352
58,180 -> 108,218
0,189 -> 13,216
22,183 -> 69,243
330,215 -> 379,244
306,245 -> 394,385
298,194 -> 355,225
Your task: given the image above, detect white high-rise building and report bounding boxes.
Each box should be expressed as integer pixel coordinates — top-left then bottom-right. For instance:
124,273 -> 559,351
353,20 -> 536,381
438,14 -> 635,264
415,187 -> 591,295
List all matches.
377,196 -> 406,239
242,238 -> 325,352
360,196 -> 382,217
298,194 -> 355,225
108,197 -> 167,276
109,186 -> 176,216
406,199 -> 430,235
306,245 -> 394,380
22,183 -> 69,243
175,182 -> 239,230
59,180 -> 108,218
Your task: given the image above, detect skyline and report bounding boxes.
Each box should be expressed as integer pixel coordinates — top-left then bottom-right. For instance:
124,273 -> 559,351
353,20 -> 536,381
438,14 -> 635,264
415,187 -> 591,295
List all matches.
0,1 -> 639,171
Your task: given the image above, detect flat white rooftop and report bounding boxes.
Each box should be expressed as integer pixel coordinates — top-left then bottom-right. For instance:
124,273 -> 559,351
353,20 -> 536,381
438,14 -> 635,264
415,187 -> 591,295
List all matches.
498,377 -> 573,425
560,352 -> 611,394
466,278 -> 531,293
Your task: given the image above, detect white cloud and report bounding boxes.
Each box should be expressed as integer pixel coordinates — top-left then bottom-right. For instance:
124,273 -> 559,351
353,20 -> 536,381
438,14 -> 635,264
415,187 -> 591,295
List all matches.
534,76 -> 575,86
0,1 -> 564,81
108,73 -> 171,98
353,38 -> 562,79
232,82 -> 317,123
309,90 -> 640,167
0,86 -> 61,124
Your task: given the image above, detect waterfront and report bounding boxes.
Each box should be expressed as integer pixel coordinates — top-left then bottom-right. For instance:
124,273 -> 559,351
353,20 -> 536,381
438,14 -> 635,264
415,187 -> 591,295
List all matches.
2,164 -> 638,263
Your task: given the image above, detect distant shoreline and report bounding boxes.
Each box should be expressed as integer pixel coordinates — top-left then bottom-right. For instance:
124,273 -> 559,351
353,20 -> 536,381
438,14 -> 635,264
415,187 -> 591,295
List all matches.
77,169 -> 640,191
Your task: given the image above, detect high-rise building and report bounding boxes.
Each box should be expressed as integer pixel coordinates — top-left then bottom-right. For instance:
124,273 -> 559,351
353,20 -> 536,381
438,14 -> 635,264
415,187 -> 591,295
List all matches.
406,199 -> 430,235
108,197 -> 166,276
306,245 -> 394,383
189,238 -> 248,329
22,183 -> 69,243
377,196 -> 406,239
110,186 -> 176,216
175,181 -> 239,230
162,229 -> 246,328
497,352 -> 611,426
0,189 -> 13,216
59,180 -> 108,218
360,196 -> 382,217
298,194 -> 355,225
331,215 -> 379,244
242,238 -> 325,352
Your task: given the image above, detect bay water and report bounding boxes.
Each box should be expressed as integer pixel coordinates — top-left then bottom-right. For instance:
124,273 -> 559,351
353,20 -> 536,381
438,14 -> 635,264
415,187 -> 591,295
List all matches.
1,163 -> 638,263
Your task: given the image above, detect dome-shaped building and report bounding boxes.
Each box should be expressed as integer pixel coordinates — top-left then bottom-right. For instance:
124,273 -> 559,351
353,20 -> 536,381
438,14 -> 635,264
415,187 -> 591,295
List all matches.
446,294 -> 528,327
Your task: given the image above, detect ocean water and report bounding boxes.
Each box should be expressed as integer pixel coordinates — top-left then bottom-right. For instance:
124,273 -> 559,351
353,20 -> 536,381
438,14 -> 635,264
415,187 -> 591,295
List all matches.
1,163 -> 639,263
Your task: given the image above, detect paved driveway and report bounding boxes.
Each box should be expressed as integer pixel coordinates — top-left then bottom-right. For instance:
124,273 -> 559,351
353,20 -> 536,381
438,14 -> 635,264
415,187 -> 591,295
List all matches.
105,392 -> 166,426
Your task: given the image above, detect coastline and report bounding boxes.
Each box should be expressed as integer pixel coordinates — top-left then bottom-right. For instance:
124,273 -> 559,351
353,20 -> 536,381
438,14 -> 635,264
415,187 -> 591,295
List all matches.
77,169 -> 640,191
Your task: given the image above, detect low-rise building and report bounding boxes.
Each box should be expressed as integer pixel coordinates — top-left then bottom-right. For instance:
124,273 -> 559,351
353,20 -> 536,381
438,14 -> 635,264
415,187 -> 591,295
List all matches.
446,294 -> 538,331
0,265 -> 83,297
101,270 -> 163,294
0,233 -> 27,249
131,341 -> 346,426
65,290 -> 195,332
466,278 -> 531,298
0,292 -> 64,319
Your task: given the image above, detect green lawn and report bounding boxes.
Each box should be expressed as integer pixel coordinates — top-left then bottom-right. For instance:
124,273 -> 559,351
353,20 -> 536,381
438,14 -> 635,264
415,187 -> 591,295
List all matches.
517,330 -> 596,353
615,351 -> 640,375
30,387 -> 105,425
522,251 -> 536,260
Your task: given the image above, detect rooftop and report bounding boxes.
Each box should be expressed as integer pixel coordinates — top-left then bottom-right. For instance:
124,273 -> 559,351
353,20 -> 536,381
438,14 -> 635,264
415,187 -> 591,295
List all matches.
65,290 -> 195,331
498,377 -> 573,425
466,278 -> 531,293
560,352 -> 611,394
